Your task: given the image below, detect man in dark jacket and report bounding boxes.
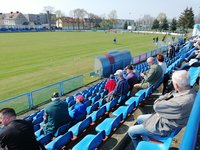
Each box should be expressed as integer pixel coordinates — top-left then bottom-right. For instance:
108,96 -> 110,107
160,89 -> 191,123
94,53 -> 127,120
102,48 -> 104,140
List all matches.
0,108 -> 42,150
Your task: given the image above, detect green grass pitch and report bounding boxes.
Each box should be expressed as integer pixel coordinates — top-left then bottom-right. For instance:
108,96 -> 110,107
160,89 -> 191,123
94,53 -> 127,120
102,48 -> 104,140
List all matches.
0,31 -> 164,100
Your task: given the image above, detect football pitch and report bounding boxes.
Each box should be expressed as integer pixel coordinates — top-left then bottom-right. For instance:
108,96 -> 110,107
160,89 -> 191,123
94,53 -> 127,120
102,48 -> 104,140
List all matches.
0,31 -> 163,100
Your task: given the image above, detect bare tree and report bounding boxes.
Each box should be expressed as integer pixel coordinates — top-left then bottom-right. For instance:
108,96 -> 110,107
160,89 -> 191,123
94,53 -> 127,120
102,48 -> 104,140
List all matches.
43,6 -> 55,29
43,6 -> 55,14
55,10 -> 65,18
108,10 -> 118,29
71,8 -> 88,30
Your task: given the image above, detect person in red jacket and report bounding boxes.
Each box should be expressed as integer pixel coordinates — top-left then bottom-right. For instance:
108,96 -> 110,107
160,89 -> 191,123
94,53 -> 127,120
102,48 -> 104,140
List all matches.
104,74 -> 116,93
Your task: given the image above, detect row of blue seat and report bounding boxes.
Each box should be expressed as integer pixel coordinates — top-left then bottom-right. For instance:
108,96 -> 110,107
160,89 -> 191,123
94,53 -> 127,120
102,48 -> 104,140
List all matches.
23,42 -> 192,149
135,43 -> 199,150
70,43 -> 193,150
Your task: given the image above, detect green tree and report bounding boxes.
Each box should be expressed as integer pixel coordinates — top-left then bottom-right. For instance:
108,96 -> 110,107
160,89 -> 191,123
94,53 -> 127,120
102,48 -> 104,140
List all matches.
178,7 -> 194,30
100,19 -> 112,30
170,18 -> 177,32
160,17 -> 169,31
151,19 -> 159,30
124,21 -> 128,29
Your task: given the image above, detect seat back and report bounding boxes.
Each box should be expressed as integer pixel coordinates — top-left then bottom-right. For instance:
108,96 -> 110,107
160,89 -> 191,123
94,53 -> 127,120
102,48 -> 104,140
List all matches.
111,114 -> 123,130
127,102 -> 136,116
32,116 -> 43,125
88,130 -> 106,150
138,92 -> 145,103
110,97 -> 118,109
78,117 -> 92,133
54,123 -> 71,137
90,102 -> 99,113
54,131 -> 73,149
38,133 -> 52,145
84,100 -> 92,107
96,106 -> 106,120
146,85 -> 154,97
33,124 -> 40,132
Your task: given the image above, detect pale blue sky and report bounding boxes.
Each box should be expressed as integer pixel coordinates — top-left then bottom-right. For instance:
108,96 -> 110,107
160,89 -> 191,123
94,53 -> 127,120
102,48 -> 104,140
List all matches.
0,0 -> 200,19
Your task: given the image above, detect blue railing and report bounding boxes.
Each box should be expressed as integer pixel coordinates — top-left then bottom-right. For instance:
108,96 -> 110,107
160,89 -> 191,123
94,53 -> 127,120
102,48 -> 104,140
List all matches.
179,88 -> 200,150
0,75 -> 83,113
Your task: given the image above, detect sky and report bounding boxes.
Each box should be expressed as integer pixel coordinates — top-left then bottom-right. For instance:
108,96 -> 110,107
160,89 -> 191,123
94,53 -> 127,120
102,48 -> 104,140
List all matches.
0,0 -> 200,20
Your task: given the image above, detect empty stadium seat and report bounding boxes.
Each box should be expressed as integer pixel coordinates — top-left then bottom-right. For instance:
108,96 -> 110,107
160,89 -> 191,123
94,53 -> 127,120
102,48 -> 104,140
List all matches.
125,97 -> 140,106
32,116 -> 43,125
112,102 -> 135,120
72,130 -> 106,150
68,117 -> 92,137
95,114 -> 123,136
54,123 -> 71,137
103,97 -> 118,111
86,102 -> 99,114
87,106 -> 107,122
37,133 -> 52,145
45,131 -> 73,150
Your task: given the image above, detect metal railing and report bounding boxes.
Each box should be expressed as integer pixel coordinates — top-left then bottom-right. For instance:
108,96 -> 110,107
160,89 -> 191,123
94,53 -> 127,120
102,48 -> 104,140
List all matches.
0,75 -> 83,113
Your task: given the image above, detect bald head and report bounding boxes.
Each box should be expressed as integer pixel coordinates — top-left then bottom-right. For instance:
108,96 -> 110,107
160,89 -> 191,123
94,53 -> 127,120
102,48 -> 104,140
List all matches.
147,57 -> 154,65
172,70 -> 190,91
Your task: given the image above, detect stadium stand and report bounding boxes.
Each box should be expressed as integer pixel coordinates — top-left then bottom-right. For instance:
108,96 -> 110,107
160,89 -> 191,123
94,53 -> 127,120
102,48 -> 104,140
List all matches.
15,38 -> 200,150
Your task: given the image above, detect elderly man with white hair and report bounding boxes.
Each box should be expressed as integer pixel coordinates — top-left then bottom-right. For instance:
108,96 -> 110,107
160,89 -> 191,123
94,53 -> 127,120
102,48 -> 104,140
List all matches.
133,57 -> 163,92
128,70 -> 196,149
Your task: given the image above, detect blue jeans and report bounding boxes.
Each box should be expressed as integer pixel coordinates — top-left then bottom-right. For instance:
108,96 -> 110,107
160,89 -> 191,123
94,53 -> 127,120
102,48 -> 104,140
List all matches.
128,114 -> 162,148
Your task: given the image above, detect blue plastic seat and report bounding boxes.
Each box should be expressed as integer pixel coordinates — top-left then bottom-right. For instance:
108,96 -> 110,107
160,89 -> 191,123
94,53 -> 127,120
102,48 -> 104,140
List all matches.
84,100 -> 92,107
66,96 -> 74,103
103,97 -> 118,111
100,89 -> 108,98
72,130 -> 106,150
54,123 -> 71,137
112,102 -> 135,119
136,128 -> 181,150
95,114 -> 123,136
90,94 -> 100,103
33,124 -> 40,132
125,97 -> 140,106
134,91 -> 145,104
45,131 -> 73,150
135,90 -> 145,98
37,133 -> 52,145
68,116 -> 92,136
87,102 -> 99,114
33,110 -> 44,120
32,116 -> 43,125
87,106 -> 106,122
188,67 -> 200,86
145,85 -> 154,97
85,91 -> 92,98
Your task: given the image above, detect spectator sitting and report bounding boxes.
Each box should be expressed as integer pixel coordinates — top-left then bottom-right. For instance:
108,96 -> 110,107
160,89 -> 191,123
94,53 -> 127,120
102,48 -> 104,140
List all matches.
157,53 -> 168,95
104,74 -> 117,93
106,70 -> 129,102
184,41 -> 200,62
69,95 -> 87,124
0,108 -> 43,150
176,58 -> 200,70
157,53 -> 167,77
128,70 -> 196,149
125,65 -> 139,94
167,44 -> 175,60
133,57 -> 163,94
36,92 -> 71,137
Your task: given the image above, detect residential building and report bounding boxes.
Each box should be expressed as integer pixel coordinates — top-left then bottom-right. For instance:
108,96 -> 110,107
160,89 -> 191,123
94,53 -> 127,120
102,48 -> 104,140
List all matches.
2,11 -> 28,26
